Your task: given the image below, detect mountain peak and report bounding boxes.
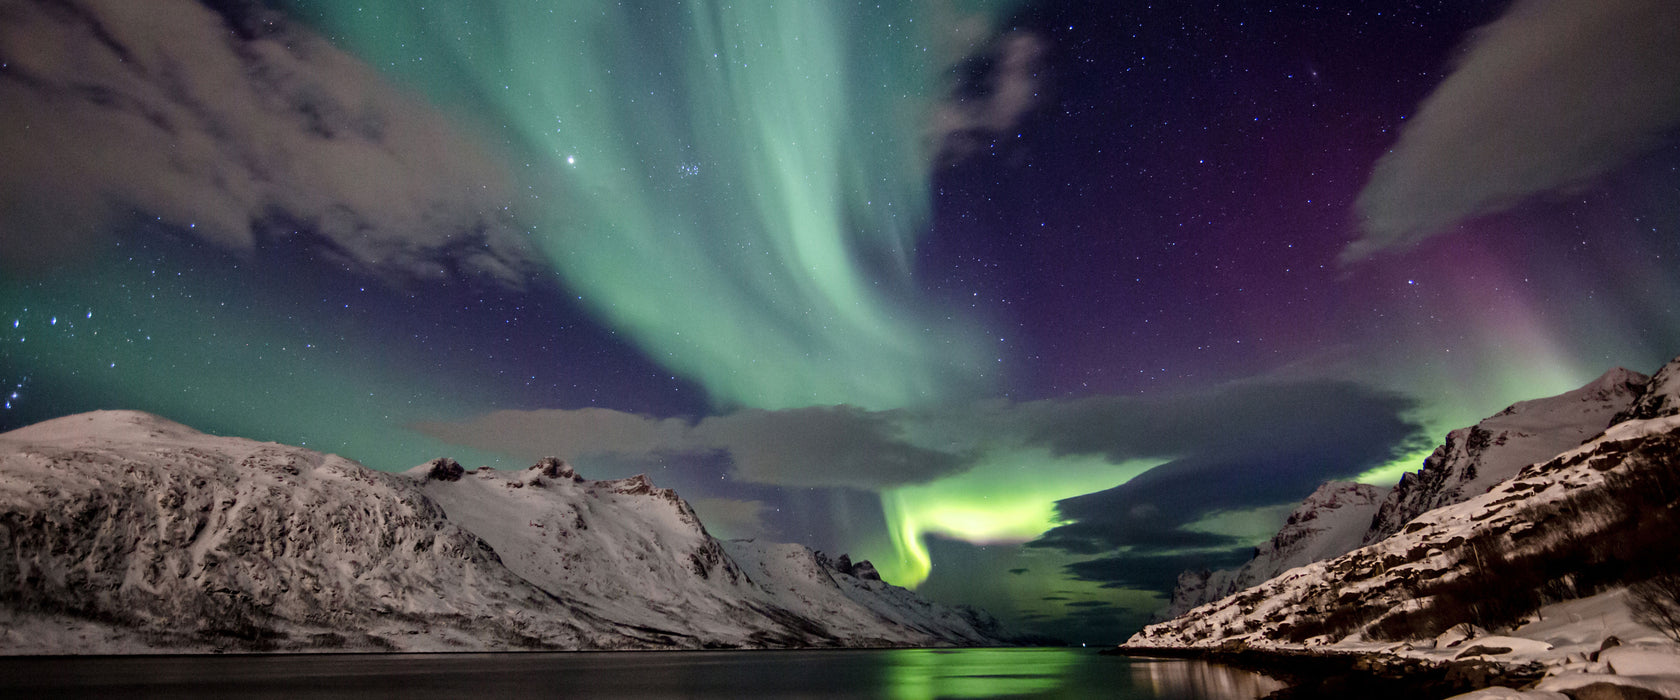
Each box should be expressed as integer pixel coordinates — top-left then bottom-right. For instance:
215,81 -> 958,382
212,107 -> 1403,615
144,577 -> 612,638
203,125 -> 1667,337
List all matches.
1493,366 -> 1648,419
0,410 -> 205,444
0,412 -> 1006,652
1611,354 -> 1680,424
533,456 -> 580,481
1364,367 -> 1647,544
1288,481 -> 1386,525
1161,478 -> 1387,621
1590,365 -> 1646,391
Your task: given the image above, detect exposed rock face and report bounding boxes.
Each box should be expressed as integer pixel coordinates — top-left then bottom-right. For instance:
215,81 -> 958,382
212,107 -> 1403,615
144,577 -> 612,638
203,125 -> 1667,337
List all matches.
1163,481 -> 1387,620
0,412 -> 606,652
1130,355 -> 1680,651
1131,412 -> 1680,649
423,457 -> 466,482
1363,367 -> 1647,543
1611,354 -> 1680,424
534,456 -> 580,481
0,411 -> 1006,653
1160,366 -> 1651,631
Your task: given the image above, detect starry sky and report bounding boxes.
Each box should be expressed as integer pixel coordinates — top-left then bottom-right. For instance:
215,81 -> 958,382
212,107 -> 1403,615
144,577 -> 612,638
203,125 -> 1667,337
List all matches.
4,0 -> 1680,643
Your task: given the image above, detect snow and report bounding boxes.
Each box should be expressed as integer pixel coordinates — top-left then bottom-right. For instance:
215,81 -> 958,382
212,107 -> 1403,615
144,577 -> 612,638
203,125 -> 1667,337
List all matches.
406,460 -> 999,648
1166,482 -> 1386,619
1600,646 -> 1680,677
1365,367 -> 1647,543
0,411 -> 1005,653
1613,353 -> 1680,423
1166,370 -> 1648,626
1131,416 -> 1680,653
1121,365 -> 1680,699
1447,636 -> 1555,658
1451,688 -> 1568,700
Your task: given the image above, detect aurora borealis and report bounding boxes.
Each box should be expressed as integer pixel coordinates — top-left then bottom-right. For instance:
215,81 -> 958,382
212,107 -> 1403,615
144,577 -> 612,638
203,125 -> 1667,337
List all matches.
4,0 -> 1680,642
285,0 -> 1006,411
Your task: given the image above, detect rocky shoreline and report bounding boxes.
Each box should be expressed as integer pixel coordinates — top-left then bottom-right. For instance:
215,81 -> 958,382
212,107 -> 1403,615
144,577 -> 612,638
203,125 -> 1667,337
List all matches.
1107,645 -> 1546,699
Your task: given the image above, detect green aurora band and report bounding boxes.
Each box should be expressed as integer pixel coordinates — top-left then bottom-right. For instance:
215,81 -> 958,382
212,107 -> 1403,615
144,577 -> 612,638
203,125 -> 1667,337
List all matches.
876,451 -> 1160,585
287,0 -> 1009,411
278,2 -> 1628,591
282,0 -> 1069,586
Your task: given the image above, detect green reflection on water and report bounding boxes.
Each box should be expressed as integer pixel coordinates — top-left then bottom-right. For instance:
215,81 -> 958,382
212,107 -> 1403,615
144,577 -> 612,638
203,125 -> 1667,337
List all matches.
883,648 -> 1075,699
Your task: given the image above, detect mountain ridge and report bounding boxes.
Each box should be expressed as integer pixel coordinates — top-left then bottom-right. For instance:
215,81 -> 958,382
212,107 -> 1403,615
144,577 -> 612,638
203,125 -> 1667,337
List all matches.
0,410 -> 1005,653
1123,355 -> 1680,697
1164,480 -> 1387,620
1162,366 -> 1650,620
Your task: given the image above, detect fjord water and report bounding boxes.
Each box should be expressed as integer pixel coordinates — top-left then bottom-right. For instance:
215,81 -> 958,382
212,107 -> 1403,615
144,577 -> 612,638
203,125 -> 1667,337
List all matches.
0,647 -> 1283,698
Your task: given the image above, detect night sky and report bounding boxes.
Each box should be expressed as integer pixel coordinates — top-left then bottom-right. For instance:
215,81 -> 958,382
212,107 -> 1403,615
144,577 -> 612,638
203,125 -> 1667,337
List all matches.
4,0 -> 1680,643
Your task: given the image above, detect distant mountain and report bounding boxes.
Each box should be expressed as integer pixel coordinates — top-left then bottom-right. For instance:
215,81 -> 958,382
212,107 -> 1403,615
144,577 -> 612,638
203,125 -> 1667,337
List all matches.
1129,355 -> 1680,651
1165,481 -> 1386,620
0,411 -> 1004,653
1161,367 -> 1648,621
409,456 -> 1005,648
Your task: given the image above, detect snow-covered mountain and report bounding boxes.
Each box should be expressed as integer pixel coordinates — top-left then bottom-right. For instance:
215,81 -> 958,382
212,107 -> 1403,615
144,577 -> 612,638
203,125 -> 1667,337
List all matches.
0,411 -> 1004,653
408,456 -> 1004,648
1127,355 -> 1680,655
1130,413 -> 1680,650
1612,354 -> 1680,424
1160,368 -> 1648,622
1363,366 -> 1648,543
1164,481 -> 1387,620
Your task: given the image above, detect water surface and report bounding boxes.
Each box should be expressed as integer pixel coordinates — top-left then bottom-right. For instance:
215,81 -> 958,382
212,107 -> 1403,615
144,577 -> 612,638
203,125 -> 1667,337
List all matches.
0,647 -> 1285,699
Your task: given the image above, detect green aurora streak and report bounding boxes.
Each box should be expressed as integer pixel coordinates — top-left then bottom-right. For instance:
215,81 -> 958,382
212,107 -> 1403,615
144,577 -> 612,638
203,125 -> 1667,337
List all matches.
287,0 -> 1007,411
875,451 -> 1159,585
283,2 -> 1623,590
281,0 -> 1111,586
282,2 -> 1616,591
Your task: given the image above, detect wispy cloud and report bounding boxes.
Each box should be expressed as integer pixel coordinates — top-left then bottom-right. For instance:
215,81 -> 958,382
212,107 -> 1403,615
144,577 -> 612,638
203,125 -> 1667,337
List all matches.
1026,381 -> 1426,558
419,379 -> 1426,545
415,404 -> 977,490
930,32 -> 1047,164
0,0 -> 536,284
1346,0 -> 1680,260
688,497 -> 774,541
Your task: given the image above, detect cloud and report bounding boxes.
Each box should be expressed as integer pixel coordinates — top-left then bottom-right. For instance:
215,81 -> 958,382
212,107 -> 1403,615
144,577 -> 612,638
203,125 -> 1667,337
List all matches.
687,497 -> 773,541
1346,0 -> 1680,260
417,407 -> 693,460
1063,548 -> 1255,594
931,32 -> 1047,164
414,405 -> 979,490
692,407 -> 973,489
1017,379 -> 1424,467
0,0 -> 535,284
421,378 -> 1426,621
422,378 -> 1425,559
1024,380 -> 1427,556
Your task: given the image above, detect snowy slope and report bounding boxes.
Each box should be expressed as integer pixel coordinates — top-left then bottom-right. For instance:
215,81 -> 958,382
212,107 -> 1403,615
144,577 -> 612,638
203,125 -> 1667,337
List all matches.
1130,410 -> 1680,651
0,411 -> 621,653
1363,367 -> 1647,543
1612,355 -> 1680,424
723,540 -> 1004,645
408,458 -> 1001,648
0,411 -> 1004,653
1162,370 -> 1644,627
1130,358 -> 1680,697
1165,481 -> 1386,620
